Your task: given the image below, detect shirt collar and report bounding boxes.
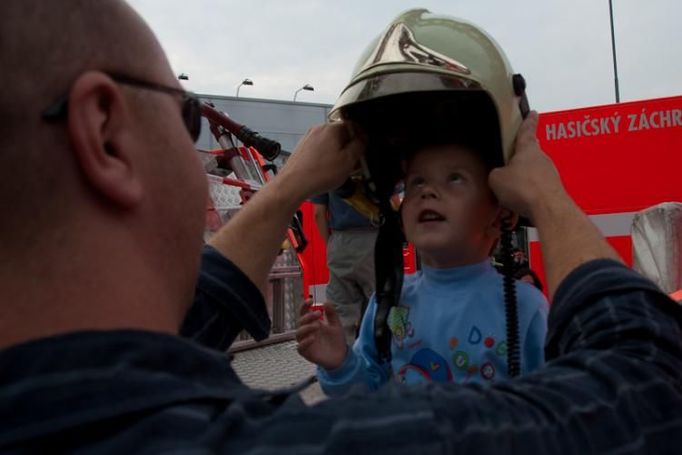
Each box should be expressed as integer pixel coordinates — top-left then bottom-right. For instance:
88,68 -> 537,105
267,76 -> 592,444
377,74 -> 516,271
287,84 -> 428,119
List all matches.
419,259 -> 494,288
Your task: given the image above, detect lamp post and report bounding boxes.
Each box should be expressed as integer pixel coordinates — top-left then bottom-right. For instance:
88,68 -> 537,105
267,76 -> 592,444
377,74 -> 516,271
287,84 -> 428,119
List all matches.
608,0 -> 620,103
177,73 -> 189,80
293,84 -> 314,102
236,78 -> 254,97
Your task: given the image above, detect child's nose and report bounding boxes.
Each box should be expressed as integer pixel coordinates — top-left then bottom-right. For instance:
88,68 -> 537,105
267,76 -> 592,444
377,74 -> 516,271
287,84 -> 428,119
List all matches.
419,183 -> 438,199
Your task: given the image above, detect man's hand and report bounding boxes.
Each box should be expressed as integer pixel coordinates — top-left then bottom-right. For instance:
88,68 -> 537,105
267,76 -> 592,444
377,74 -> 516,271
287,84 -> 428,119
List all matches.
296,300 -> 348,370
278,122 -> 365,202
488,111 -> 566,223
489,111 -> 621,299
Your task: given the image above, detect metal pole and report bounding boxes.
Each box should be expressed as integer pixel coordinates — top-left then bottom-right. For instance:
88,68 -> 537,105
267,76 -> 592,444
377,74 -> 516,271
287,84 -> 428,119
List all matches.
293,88 -> 301,102
236,84 -> 242,98
608,0 -> 620,103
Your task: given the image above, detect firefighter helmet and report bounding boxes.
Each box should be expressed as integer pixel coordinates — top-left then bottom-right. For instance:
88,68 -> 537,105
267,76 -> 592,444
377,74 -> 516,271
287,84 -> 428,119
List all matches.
330,8 -> 529,171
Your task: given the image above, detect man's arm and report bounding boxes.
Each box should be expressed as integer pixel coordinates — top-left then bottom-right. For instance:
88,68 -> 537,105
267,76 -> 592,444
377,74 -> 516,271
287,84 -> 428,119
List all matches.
208,123 -> 363,296
489,111 -> 621,299
181,124 -> 362,348
312,202 -> 330,243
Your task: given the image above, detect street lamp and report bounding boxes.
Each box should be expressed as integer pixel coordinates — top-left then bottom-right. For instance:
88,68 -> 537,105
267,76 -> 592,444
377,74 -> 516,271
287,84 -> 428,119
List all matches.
177,73 -> 189,80
236,78 -> 254,97
293,84 -> 314,101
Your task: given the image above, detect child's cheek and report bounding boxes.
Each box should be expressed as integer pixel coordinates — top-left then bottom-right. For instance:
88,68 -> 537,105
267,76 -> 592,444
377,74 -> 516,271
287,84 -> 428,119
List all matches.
400,204 -> 416,235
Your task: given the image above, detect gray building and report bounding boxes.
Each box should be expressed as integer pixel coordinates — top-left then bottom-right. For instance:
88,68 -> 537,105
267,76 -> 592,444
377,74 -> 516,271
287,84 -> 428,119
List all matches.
197,94 -> 333,166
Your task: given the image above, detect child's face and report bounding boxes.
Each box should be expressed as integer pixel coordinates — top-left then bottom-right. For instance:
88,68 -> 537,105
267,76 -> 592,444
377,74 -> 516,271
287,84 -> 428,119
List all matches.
401,145 -> 499,268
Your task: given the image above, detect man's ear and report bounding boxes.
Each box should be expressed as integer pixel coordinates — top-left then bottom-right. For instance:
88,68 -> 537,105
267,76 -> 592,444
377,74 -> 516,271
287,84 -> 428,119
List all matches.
488,207 -> 519,237
67,71 -> 143,209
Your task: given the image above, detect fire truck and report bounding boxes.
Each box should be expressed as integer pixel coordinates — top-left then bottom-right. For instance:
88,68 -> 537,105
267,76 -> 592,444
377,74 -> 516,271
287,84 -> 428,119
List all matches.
530,95 -> 682,289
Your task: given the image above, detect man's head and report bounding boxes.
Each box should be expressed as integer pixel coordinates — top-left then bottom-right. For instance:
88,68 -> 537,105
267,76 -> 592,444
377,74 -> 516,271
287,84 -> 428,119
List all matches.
0,0 -> 207,344
401,143 -> 506,268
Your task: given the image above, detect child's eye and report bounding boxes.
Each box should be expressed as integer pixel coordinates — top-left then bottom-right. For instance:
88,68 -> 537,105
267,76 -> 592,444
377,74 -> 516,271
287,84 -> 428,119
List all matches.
448,173 -> 463,183
404,177 -> 424,196
407,176 -> 425,188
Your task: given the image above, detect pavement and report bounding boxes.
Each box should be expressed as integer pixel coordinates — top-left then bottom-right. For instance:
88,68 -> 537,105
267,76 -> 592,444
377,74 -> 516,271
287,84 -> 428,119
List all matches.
231,340 -> 327,404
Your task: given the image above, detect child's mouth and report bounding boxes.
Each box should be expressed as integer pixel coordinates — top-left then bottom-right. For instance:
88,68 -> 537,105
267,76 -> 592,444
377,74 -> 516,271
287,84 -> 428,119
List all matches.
418,209 -> 446,223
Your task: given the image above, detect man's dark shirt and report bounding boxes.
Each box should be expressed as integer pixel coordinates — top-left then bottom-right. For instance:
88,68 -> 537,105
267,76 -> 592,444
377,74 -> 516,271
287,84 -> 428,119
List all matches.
1,247 -> 682,454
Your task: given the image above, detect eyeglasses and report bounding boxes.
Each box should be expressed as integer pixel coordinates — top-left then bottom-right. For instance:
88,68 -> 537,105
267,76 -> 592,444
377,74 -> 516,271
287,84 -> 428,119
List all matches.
42,72 -> 202,143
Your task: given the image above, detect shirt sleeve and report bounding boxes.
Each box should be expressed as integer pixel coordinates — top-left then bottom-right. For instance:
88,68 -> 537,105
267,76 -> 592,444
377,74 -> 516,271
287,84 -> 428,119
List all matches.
317,295 -> 392,396
180,245 -> 271,351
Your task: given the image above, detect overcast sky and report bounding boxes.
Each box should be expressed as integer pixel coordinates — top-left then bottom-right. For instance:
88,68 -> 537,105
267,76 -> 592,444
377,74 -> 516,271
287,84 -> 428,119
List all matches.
128,0 -> 681,112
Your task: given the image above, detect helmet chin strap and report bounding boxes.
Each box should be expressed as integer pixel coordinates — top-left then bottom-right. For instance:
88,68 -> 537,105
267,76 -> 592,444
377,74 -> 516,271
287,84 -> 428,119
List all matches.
373,197 -> 405,364
355,139 -> 406,364
499,73 -> 530,378
500,219 -> 521,377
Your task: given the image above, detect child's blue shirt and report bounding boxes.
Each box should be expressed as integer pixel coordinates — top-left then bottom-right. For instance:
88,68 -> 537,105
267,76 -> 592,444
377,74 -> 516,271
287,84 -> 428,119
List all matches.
318,259 -> 549,396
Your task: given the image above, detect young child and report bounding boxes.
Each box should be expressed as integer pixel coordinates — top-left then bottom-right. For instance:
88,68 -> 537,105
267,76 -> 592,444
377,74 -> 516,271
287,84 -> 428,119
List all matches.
296,141 -> 549,396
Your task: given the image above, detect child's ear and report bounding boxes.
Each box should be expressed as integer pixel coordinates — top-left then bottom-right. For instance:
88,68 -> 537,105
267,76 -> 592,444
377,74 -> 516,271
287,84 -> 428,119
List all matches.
488,207 -> 519,236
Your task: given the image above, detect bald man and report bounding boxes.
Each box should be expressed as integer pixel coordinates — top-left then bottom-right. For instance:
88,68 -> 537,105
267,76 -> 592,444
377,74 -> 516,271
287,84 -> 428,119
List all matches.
1,1 -> 682,454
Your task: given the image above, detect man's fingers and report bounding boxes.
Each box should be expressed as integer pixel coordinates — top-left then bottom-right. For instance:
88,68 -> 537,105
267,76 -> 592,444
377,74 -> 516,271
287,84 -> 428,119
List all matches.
344,121 -> 367,147
514,110 -> 539,152
324,122 -> 352,148
343,135 -> 366,165
488,167 -> 504,185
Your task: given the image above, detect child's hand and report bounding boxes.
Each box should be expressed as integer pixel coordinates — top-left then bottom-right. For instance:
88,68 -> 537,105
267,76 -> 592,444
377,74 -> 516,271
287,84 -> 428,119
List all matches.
296,300 -> 348,370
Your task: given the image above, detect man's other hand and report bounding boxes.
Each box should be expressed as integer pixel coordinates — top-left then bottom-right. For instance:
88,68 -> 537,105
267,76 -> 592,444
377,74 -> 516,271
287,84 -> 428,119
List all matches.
488,111 -> 566,222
